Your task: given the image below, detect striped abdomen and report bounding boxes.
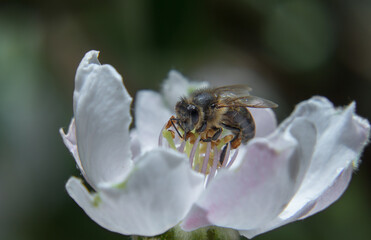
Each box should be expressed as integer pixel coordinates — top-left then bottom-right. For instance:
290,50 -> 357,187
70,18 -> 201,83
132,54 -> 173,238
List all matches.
221,107 -> 255,143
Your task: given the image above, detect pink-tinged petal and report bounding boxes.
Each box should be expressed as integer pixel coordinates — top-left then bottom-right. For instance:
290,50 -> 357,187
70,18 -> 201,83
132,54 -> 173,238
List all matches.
240,97 -> 370,238
249,108 -> 277,138
73,50 -> 133,189
181,205 -> 212,231
181,118 -> 316,231
66,149 -> 204,236
135,90 -> 172,152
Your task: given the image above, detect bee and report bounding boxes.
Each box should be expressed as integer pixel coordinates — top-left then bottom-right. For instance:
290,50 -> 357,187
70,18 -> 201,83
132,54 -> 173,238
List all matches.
169,85 -> 278,150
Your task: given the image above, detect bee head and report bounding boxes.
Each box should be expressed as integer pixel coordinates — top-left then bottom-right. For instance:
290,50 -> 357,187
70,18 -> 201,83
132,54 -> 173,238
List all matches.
175,98 -> 200,134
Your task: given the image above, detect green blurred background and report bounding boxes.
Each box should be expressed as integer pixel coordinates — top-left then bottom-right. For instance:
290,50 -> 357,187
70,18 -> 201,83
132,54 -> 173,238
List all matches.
0,0 -> 370,239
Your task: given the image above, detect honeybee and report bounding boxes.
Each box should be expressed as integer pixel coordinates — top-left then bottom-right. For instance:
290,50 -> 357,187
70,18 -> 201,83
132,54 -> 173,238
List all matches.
169,85 -> 278,149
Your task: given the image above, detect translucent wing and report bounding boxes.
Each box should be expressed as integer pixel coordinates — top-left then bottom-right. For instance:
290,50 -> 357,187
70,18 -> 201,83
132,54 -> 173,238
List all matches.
220,95 -> 278,108
213,85 -> 252,99
212,85 -> 277,108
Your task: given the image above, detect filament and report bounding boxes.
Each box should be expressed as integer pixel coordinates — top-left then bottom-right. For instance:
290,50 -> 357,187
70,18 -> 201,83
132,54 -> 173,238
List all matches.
159,124 -> 239,186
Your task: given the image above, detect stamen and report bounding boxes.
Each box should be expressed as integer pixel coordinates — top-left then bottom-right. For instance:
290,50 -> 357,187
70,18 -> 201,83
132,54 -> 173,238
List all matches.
201,142 -> 212,174
206,146 -> 220,187
189,135 -> 201,168
161,121 -> 242,182
173,127 -> 182,146
194,164 -> 200,172
162,129 -> 176,149
221,143 -> 231,168
178,140 -> 186,153
227,149 -> 239,168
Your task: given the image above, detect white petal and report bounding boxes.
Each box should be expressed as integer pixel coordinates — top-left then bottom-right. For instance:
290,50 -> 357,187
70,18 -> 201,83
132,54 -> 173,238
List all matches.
161,70 -> 208,109
73,50 -> 133,188
249,108 -> 277,138
240,168 -> 352,239
278,98 -> 369,218
60,118 -> 87,179
181,118 -> 316,231
298,165 -> 353,218
239,199 -> 316,239
134,90 -> 172,152
281,100 -> 369,216
240,97 -> 370,238
129,129 -> 142,161
66,149 -> 204,236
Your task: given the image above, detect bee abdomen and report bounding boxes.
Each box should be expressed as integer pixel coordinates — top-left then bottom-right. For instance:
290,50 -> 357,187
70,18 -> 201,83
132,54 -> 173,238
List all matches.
239,111 -> 255,143
222,107 -> 255,144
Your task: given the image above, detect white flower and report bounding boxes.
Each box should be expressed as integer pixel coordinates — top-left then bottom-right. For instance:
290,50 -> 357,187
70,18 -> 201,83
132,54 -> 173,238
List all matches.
61,50 -> 370,238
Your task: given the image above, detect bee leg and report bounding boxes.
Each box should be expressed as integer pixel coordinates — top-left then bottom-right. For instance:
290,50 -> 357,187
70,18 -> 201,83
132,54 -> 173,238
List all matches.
196,121 -> 207,133
219,142 -> 230,165
201,138 -> 212,142
220,123 -> 242,149
230,137 -> 242,149
211,128 -> 222,141
185,132 -> 197,144
228,132 -> 242,149
201,128 -> 222,142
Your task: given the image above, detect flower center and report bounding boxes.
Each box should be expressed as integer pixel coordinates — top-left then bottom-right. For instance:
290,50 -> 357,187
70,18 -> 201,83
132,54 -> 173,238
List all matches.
159,122 -> 239,186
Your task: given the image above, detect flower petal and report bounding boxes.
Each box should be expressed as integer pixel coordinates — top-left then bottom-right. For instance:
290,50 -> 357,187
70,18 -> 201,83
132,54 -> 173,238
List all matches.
129,129 -> 142,160
276,98 -> 369,219
240,97 -> 370,238
60,118 -> 89,179
66,148 -> 204,236
240,168 -> 353,239
161,70 -> 208,109
239,199 -> 317,239
73,50 -> 133,188
249,108 -> 277,138
299,165 -> 353,219
134,90 -> 172,152
181,118 -> 316,231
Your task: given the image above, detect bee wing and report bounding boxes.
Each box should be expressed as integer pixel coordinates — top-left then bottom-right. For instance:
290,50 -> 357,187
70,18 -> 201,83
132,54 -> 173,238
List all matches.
213,85 -> 252,99
222,95 -> 278,108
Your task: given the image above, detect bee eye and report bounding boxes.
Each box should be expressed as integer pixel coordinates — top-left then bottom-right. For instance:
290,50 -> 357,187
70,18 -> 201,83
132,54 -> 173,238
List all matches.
190,109 -> 199,125
186,105 -> 199,126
